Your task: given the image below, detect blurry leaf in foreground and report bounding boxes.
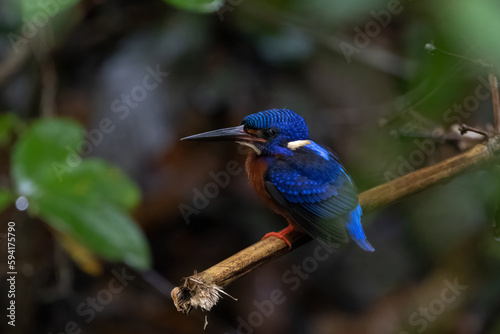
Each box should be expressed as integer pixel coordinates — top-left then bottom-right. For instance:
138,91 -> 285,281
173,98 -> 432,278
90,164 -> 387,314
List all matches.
0,189 -> 14,213
11,119 -> 151,271
163,0 -> 224,13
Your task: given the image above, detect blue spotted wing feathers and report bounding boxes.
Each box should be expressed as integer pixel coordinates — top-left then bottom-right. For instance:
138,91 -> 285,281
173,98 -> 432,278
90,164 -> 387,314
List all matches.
264,143 -> 374,251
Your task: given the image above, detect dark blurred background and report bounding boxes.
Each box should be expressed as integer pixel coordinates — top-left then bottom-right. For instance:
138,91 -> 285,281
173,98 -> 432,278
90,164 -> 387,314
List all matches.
1,0 -> 500,333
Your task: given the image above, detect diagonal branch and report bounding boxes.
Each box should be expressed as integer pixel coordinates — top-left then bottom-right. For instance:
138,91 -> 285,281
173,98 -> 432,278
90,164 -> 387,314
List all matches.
171,135 -> 500,314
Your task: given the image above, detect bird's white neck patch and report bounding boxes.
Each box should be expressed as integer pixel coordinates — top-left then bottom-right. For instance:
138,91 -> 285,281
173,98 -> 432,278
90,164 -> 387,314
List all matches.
237,141 -> 262,155
287,140 -> 311,150
288,140 -> 330,160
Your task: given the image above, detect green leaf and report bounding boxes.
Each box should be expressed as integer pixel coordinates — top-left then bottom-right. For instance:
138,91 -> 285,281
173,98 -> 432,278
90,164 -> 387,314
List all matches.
163,0 -> 224,13
49,159 -> 140,211
12,118 -> 82,197
12,118 -> 150,270
34,193 -> 149,270
0,190 -> 14,213
20,0 -> 80,22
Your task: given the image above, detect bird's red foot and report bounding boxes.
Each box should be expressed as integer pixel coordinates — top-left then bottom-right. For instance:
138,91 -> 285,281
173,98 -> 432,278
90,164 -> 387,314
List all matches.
262,225 -> 295,249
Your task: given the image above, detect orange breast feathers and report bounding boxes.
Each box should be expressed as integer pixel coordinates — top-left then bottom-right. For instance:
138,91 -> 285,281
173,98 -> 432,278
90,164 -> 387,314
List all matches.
245,153 -> 291,219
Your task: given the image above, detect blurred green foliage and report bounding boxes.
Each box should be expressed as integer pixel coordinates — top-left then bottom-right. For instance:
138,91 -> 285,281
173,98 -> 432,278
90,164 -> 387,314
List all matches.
8,117 -> 150,270
163,0 -> 224,13
19,0 -> 79,19
441,0 -> 500,66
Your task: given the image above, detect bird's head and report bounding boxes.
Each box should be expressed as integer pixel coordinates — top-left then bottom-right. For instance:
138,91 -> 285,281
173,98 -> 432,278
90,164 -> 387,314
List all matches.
182,109 -> 310,155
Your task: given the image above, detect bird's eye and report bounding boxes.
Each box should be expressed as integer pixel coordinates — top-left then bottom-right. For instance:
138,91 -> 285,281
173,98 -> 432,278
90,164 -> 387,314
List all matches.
263,128 -> 277,138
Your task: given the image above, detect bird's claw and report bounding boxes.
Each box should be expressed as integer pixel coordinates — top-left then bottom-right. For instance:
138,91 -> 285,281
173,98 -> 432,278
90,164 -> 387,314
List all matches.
262,225 -> 295,249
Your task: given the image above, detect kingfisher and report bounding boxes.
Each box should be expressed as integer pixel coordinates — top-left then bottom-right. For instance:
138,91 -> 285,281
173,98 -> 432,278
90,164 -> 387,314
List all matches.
181,109 -> 374,252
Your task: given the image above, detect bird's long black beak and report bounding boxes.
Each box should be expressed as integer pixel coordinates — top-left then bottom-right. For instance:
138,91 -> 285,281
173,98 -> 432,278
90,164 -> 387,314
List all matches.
181,125 -> 264,142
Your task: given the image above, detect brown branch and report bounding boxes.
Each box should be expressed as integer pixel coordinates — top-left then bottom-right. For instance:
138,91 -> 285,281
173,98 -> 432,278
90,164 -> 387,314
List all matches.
172,135 -> 500,314
359,137 -> 499,213
489,71 -> 500,133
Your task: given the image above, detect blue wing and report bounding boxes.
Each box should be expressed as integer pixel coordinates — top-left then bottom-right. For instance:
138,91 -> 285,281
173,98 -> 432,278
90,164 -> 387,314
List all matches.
265,142 -> 374,251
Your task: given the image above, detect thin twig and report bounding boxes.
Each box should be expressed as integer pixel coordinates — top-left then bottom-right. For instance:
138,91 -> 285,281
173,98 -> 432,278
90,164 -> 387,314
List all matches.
39,58 -> 58,117
171,135 -> 500,313
459,124 -> 490,138
424,43 -> 500,133
489,71 -> 500,133
30,21 -> 58,117
425,42 -> 494,69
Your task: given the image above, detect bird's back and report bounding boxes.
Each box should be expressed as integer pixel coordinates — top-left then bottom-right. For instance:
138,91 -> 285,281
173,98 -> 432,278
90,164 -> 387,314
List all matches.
245,141 -> 374,251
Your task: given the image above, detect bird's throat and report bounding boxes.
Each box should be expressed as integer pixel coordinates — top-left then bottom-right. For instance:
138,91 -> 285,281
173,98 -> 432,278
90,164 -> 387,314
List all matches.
237,141 -> 262,155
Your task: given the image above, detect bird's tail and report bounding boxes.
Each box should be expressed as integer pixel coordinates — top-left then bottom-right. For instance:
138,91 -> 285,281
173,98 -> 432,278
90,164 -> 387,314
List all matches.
345,205 -> 375,252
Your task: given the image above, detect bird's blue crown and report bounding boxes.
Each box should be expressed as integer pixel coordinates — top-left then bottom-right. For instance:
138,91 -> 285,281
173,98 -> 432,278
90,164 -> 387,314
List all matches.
242,109 -> 310,141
